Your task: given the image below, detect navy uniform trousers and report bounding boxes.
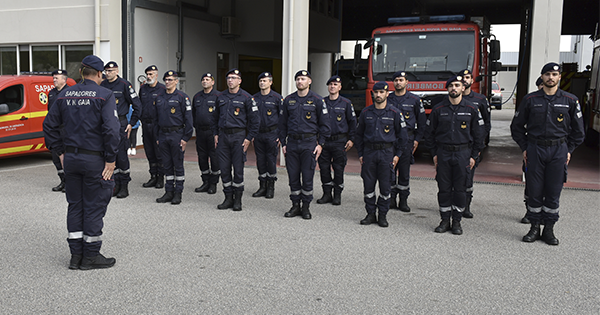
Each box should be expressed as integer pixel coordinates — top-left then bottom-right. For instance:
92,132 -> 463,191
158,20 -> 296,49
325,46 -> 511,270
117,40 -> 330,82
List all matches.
142,121 -> 162,176
218,130 -> 246,193
115,118 -> 132,184
392,134 -> 415,199
286,137 -> 317,203
65,152 -> 114,257
195,128 -> 220,185
436,147 -> 471,222
318,138 -> 347,193
525,141 -> 568,223
159,129 -> 185,192
361,146 -> 394,215
254,128 -> 278,182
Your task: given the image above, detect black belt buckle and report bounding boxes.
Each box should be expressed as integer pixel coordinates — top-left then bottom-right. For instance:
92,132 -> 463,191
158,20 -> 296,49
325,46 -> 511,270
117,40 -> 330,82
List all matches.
65,146 -> 103,157
223,128 -> 245,134
260,125 -> 278,133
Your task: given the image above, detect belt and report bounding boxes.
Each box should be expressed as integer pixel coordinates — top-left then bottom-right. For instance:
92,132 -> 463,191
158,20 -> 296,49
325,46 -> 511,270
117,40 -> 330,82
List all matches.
118,115 -> 127,121
142,119 -> 154,124
366,142 -> 393,150
442,144 -> 470,151
222,127 -> 246,134
327,133 -> 348,141
532,137 -> 566,147
407,129 -> 415,137
161,126 -> 183,132
65,146 -> 103,157
289,133 -> 316,140
196,125 -> 212,131
259,125 -> 278,133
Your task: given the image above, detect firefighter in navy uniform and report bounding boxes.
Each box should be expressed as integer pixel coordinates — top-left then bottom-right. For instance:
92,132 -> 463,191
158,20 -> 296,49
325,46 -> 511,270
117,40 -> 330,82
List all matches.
511,63 -> 585,245
355,81 -> 407,228
424,75 -> 485,235
387,71 -> 426,212
280,70 -> 331,219
43,55 -> 119,270
101,61 -> 142,198
154,70 -> 194,205
213,69 -> 260,211
46,69 -> 69,192
460,69 -> 492,219
316,75 -> 357,206
192,73 -> 220,195
139,65 -> 166,189
251,72 -> 282,199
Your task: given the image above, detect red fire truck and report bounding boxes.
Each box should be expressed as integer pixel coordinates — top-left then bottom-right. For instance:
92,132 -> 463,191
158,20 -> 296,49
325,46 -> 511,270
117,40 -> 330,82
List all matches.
354,15 -> 501,113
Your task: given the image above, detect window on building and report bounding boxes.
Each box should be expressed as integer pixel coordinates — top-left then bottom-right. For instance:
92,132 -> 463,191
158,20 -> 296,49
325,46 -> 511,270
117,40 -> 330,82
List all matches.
0,46 -> 17,75
32,45 -> 59,72
19,45 -> 29,73
62,45 -> 93,82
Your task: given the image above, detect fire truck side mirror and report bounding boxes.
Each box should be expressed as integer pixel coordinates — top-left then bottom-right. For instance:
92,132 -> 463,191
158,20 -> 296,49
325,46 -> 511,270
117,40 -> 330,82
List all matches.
489,40 -> 501,61
354,43 -> 362,61
364,38 -> 375,49
491,61 -> 502,71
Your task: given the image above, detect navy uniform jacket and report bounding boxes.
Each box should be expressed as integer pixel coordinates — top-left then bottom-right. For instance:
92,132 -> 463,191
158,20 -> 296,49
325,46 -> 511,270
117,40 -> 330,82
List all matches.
463,91 -> 491,136
213,88 -> 260,141
101,76 -> 142,126
388,91 -> 426,142
153,89 -> 194,142
48,85 -> 69,112
139,82 -> 165,122
43,79 -> 120,163
324,95 -> 357,142
253,90 -> 283,130
279,90 -> 331,146
192,88 -> 219,127
355,103 -> 407,158
424,97 -> 485,159
510,89 -> 585,154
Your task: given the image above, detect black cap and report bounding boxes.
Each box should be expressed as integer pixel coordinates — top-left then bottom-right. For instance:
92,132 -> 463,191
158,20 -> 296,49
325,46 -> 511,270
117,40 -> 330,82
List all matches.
446,75 -> 465,88
460,69 -> 472,76
392,71 -> 407,80
81,55 -> 105,72
295,70 -> 311,79
327,75 -> 342,85
535,77 -> 543,86
51,69 -> 67,76
373,81 -> 388,91
258,72 -> 272,80
226,68 -> 241,77
541,62 -> 561,74
104,61 -> 118,69
163,70 -> 178,80
145,65 -> 158,73
202,73 -> 214,80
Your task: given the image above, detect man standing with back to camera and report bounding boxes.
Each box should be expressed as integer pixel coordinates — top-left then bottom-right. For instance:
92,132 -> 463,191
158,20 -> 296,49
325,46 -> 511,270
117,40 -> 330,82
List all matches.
43,55 -> 120,270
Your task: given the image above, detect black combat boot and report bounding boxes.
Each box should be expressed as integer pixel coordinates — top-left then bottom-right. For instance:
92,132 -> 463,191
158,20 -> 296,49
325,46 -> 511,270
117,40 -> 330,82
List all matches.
79,253 -> 116,270
435,219 -> 451,233
171,192 -> 182,205
541,223 -> 559,245
155,175 -> 164,189
284,202 -> 301,217
116,183 -> 129,198
52,179 -> 65,192
316,187 -> 333,204
378,212 -> 389,227
452,220 -> 463,235
195,181 -> 210,193
265,179 -> 275,199
520,214 -> 530,224
398,197 -> 411,212
389,192 -> 398,209
112,182 -> 121,197
207,183 -> 217,194
252,181 -> 267,197
463,196 -> 473,218
143,175 -> 158,188
332,190 -> 342,206
522,223 -> 541,242
360,213 -> 377,225
217,193 -> 234,209
301,201 -> 312,220
156,191 -> 174,203
233,191 -> 243,211
69,254 -> 82,270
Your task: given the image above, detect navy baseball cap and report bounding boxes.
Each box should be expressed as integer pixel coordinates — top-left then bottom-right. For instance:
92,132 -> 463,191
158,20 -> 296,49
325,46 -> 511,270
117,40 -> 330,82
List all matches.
226,68 -> 241,77
460,69 -> 472,76
145,65 -> 158,73
258,72 -> 272,80
446,75 -> 465,88
81,55 -> 105,72
163,70 -> 178,80
202,73 -> 214,80
373,81 -> 388,91
327,75 -> 341,85
295,70 -> 311,79
541,62 -> 561,74
51,69 -> 67,76
392,71 -> 407,80
104,61 -> 118,69
535,77 -> 543,86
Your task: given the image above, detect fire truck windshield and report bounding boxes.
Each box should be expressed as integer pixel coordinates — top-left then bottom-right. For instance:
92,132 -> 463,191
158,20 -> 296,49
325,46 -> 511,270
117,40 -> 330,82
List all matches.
371,31 -> 475,81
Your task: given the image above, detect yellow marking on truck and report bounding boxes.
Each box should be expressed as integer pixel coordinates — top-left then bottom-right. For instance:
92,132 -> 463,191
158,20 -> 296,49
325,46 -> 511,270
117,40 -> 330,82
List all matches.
0,145 -> 34,155
0,110 -> 48,123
